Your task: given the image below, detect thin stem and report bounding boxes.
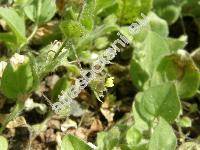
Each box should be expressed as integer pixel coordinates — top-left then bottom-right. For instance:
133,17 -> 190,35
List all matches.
27,25 -> 38,42
19,24 -> 38,51
71,44 -> 83,70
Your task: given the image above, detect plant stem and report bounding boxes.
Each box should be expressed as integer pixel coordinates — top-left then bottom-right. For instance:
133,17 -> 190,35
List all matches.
19,24 -> 38,51
27,25 -> 38,42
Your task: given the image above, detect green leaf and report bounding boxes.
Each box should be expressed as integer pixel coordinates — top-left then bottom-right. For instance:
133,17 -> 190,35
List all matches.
97,125 -> 127,150
61,134 -> 92,150
130,59 -> 149,90
152,51 -> 200,99
51,76 -> 69,101
76,23 -> 119,50
0,32 -> 16,43
0,136 -> 8,150
80,0 -> 96,30
1,54 -> 34,99
136,82 -> 181,123
166,36 -> 187,52
0,7 -> 26,45
23,0 -> 56,24
140,31 -> 170,75
149,117 -> 177,150
132,93 -> 149,132
178,116 -> 192,128
130,31 -> 170,89
95,36 -> 109,49
119,12 -> 169,46
126,126 -> 142,146
96,0 -> 116,14
60,20 -> 86,38
154,0 -> 183,24
148,12 -> 169,37
117,0 -> 153,24
182,0 -> 200,18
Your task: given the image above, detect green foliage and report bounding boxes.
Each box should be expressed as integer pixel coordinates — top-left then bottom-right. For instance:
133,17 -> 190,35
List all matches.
182,0 -> 200,18
0,7 -> 26,47
130,31 -> 170,90
61,134 -> 92,150
0,136 -> 8,150
0,0 -> 199,149
152,51 -> 200,99
80,0 -> 96,30
153,0 -> 184,24
60,20 -> 86,38
126,126 -> 142,146
97,125 -> 128,150
178,116 -> 192,128
51,76 -> 69,101
148,117 -> 177,150
1,54 -> 36,99
23,0 -> 57,24
135,82 -> 181,123
117,0 -> 153,24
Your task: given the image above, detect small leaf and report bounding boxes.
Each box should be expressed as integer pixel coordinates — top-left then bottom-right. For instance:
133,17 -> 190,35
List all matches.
80,0 -> 96,30
117,0 -> 153,24
126,126 -> 142,146
130,59 -> 149,90
166,36 -> 187,52
149,117 -> 177,150
51,76 -> 69,101
95,36 -> 109,49
0,136 -> 8,150
95,0 -> 116,14
136,82 -> 181,123
178,116 -> 192,128
154,0 -> 183,24
148,12 -> 169,37
0,7 -> 26,45
96,126 -> 127,150
1,54 -> 35,99
60,20 -> 86,38
61,134 -> 92,150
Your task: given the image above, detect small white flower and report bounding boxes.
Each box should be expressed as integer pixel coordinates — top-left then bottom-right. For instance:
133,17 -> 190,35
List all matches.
0,61 -> 7,78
